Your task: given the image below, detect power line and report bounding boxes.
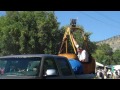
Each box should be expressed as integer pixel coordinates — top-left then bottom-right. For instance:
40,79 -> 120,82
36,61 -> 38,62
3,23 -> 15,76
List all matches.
79,11 -> 106,23
94,11 -> 120,25
78,11 -> 120,30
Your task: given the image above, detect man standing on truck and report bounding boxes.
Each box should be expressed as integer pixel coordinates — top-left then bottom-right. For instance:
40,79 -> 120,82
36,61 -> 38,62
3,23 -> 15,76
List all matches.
71,35 -> 89,62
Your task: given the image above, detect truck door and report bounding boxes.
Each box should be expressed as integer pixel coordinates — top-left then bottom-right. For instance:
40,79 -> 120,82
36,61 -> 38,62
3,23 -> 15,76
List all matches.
56,57 -> 76,79
42,57 -> 61,79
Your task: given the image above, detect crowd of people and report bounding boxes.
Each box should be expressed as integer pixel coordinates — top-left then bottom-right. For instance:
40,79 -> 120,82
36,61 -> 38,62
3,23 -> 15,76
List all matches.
96,66 -> 120,79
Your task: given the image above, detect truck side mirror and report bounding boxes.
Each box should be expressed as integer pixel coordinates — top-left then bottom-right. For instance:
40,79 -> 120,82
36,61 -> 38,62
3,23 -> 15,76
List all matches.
43,69 -> 58,77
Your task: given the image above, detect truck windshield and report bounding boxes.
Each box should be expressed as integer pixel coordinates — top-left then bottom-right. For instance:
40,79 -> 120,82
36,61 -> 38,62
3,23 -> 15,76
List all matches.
0,57 -> 41,76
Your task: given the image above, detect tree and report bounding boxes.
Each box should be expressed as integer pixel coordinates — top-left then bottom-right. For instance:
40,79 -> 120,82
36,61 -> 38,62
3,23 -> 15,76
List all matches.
0,11 -> 61,55
73,26 -> 97,54
0,12 -> 97,56
112,50 -> 120,64
92,49 -> 107,63
0,11 -> 21,55
92,44 -> 113,65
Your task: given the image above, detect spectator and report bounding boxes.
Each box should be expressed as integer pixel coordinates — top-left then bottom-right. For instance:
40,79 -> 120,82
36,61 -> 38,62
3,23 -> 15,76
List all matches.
0,67 -> 4,75
107,69 -> 112,78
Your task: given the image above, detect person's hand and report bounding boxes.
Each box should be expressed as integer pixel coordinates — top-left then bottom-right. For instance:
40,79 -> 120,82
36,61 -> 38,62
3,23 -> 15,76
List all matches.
63,37 -> 67,41
80,59 -> 85,62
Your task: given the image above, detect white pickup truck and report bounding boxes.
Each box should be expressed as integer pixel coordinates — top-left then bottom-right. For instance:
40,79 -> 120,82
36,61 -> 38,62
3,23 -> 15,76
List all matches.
0,54 -> 96,79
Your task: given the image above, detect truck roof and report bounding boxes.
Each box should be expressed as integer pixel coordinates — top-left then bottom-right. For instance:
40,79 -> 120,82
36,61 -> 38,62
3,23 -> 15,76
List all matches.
0,54 -> 65,59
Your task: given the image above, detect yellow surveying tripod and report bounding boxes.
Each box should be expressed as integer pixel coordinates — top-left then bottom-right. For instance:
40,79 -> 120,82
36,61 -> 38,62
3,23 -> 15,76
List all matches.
58,19 -> 88,54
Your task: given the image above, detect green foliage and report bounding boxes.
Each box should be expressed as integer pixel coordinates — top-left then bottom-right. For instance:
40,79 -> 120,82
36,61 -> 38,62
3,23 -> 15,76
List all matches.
73,26 -> 97,53
0,11 -> 97,56
88,41 -> 97,53
92,44 -> 114,65
97,44 -> 113,55
0,11 -> 61,56
112,50 -> 120,64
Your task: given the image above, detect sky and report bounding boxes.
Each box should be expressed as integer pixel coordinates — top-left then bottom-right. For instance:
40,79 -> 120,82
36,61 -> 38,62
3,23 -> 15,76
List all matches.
1,11 -> 120,42
55,11 -> 120,42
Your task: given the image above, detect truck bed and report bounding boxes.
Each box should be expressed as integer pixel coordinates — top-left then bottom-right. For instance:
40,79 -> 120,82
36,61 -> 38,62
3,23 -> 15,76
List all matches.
76,74 -> 96,79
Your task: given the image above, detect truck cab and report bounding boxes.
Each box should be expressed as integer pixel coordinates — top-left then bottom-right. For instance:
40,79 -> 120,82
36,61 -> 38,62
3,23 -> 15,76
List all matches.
0,54 -> 76,79
0,54 -> 95,79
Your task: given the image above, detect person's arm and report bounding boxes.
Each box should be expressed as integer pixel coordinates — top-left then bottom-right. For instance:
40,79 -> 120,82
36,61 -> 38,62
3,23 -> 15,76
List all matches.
71,34 -> 79,48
